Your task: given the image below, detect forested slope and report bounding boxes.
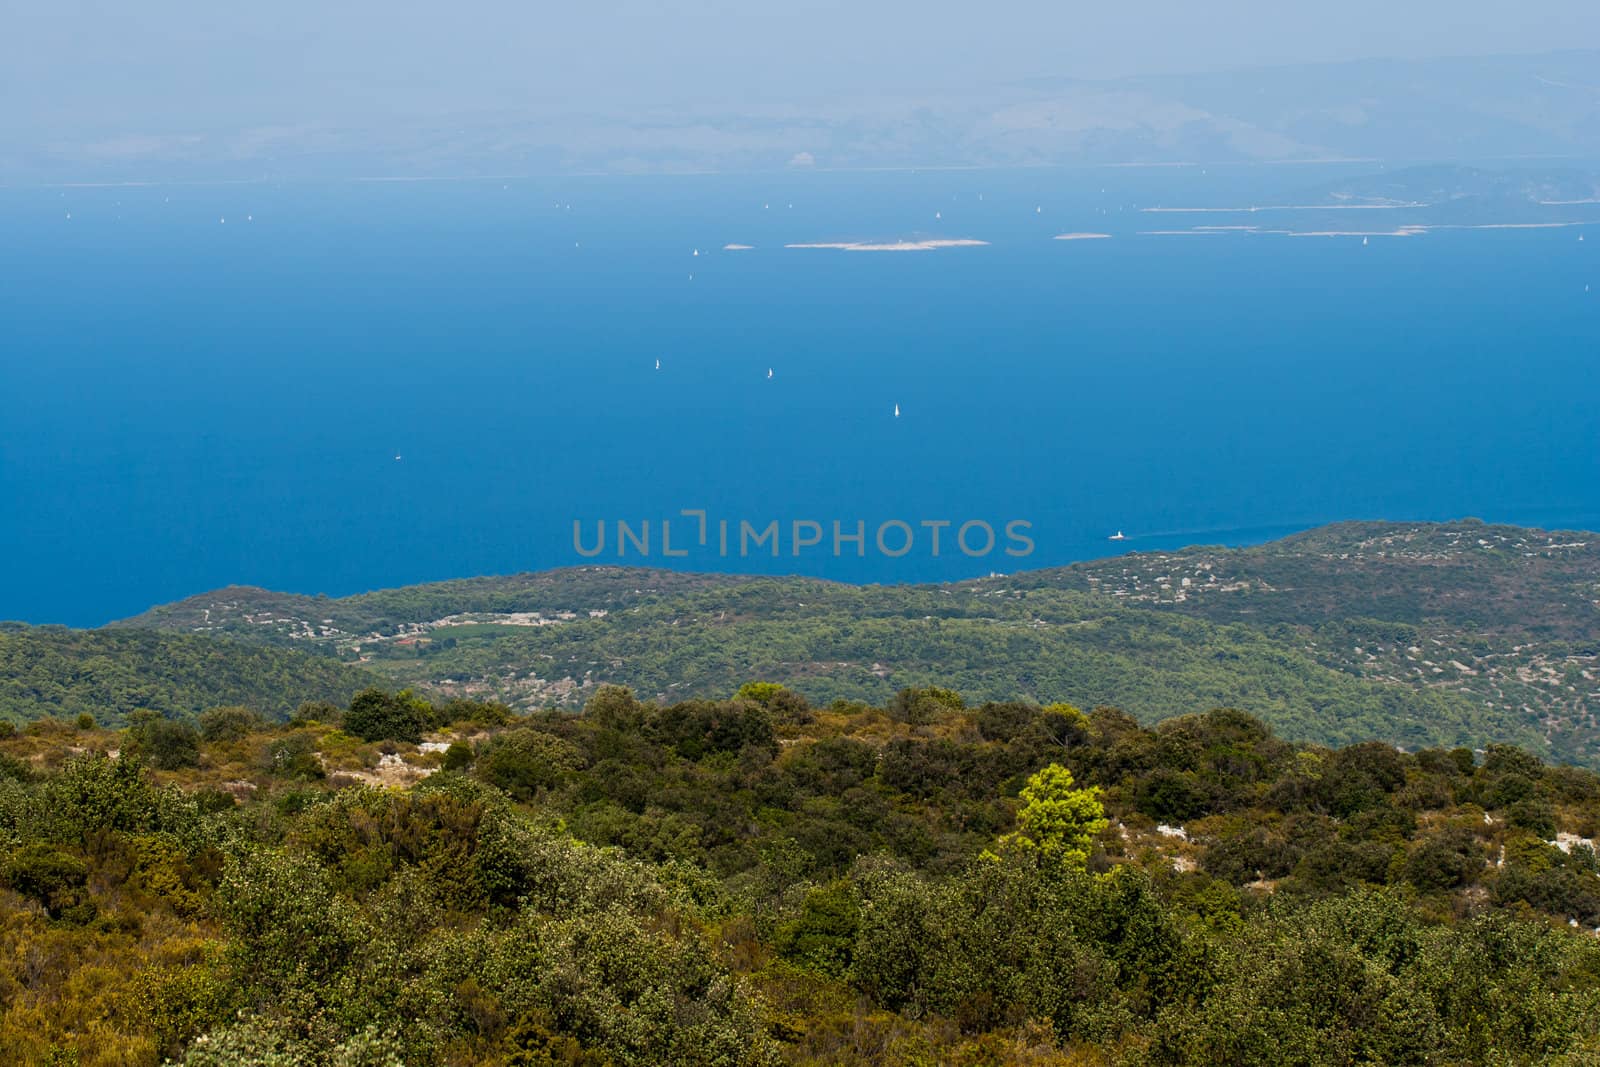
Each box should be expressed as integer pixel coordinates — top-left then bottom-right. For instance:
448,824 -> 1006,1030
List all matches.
0,626 -> 377,727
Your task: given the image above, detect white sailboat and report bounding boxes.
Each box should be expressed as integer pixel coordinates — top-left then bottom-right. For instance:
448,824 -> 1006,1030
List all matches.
655,359 -> 661,370
893,403 -> 900,418
767,368 -> 773,379
1109,530 -> 1127,541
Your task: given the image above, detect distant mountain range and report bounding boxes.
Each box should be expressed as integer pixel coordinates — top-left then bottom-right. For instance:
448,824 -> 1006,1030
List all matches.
1129,162 -> 1600,231
86,519 -> 1600,766
1315,164 -> 1600,207
7,50 -> 1600,181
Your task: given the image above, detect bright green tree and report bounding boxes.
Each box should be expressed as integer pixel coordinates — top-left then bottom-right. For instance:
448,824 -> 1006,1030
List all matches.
999,763 -> 1108,865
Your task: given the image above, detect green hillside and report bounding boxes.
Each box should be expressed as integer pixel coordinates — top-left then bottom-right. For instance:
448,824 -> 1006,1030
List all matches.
110,568 -> 751,643
1013,519 -> 1600,760
383,579 -> 1520,755
0,626 -> 378,728
104,521 -> 1600,764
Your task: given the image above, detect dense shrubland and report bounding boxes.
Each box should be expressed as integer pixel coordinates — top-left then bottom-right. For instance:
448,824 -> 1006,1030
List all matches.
2,684 -> 1599,1064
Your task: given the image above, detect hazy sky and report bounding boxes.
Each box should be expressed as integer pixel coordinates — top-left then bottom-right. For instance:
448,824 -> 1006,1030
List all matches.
5,0 -> 1600,133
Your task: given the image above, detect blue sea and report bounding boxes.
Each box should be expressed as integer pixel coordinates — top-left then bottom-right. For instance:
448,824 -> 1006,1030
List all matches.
2,167 -> 1597,626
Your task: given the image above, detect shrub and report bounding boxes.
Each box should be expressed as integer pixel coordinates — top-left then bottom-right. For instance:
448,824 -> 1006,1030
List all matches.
4,842 -> 91,920
975,701 -> 1040,742
1404,829 -> 1484,893
124,713 -> 201,770
264,732 -> 324,780
585,685 -> 644,731
888,686 -> 964,726
343,689 -> 427,743
442,741 -> 473,772
198,706 -> 263,743
290,700 -> 342,727
650,699 -> 775,761
476,729 -> 584,800
735,681 -> 811,722
437,698 -> 513,728
775,881 -> 859,976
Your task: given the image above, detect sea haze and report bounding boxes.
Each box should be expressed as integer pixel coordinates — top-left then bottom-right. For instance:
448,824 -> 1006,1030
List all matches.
2,166 -> 1597,626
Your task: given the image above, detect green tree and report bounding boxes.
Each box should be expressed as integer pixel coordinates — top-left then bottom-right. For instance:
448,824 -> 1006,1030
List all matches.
475,729 -> 584,800
214,850 -> 358,996
198,705 -> 262,742
998,763 -> 1109,865
774,880 -> 860,976
442,741 -> 473,772
343,689 -> 427,743
3,842 -> 92,920
735,681 -> 787,705
127,712 -> 201,770
264,731 -> 324,780
735,681 -> 811,721
584,685 -> 643,731
888,686 -> 964,726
